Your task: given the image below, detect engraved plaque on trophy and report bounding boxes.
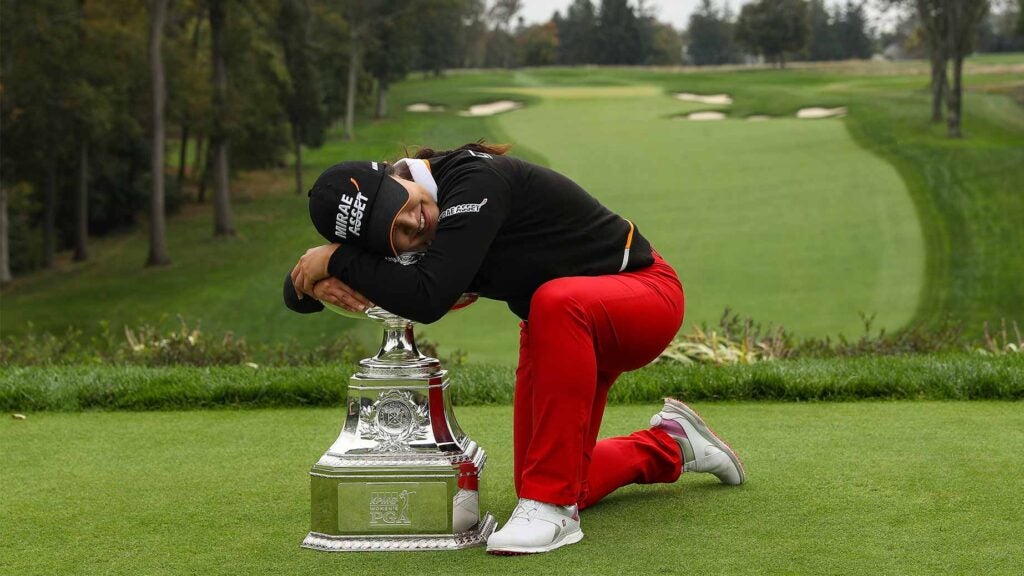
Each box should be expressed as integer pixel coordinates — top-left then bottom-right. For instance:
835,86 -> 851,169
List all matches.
301,293 -> 497,551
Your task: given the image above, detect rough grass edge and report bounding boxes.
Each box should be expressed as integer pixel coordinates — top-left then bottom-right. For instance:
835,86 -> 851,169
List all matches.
2,354 -> 1022,412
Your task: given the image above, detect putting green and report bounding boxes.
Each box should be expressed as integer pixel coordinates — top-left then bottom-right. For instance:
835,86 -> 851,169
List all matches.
3,403 -> 1021,574
425,80 -> 924,362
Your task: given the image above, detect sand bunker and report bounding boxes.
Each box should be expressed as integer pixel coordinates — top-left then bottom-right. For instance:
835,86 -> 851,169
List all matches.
747,115 -> 772,121
796,106 -> 847,119
684,111 -> 727,121
458,100 -> 522,117
674,92 -> 733,105
406,103 -> 445,112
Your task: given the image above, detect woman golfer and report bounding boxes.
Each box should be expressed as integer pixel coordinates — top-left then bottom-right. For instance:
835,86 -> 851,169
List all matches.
285,143 -> 745,555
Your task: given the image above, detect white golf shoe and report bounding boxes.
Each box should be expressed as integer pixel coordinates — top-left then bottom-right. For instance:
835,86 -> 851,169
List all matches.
486,498 -> 583,555
650,397 -> 746,485
453,489 -> 480,533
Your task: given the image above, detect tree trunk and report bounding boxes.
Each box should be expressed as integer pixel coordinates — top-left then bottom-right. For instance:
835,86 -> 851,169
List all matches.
0,185 -> 11,284
198,143 -> 211,204
292,120 -> 303,195
947,55 -> 963,138
73,141 -> 89,262
2,3 -> 14,282
193,135 -> 206,202
375,78 -> 388,118
929,50 -> 947,123
73,0 -> 89,263
177,9 -> 202,193
212,141 -> 234,236
344,29 -> 360,141
42,170 -> 56,268
210,0 -> 235,236
147,0 -> 171,266
177,121 -> 190,188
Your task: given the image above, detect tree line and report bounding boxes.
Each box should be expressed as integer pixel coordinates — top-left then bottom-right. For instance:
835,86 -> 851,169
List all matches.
0,0 -> 686,283
684,0 -> 873,67
685,0 -> 1017,137
1,0 -> 1020,283
686,0 -> 1021,67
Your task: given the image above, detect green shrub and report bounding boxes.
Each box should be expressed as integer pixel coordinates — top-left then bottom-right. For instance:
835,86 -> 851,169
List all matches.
0,318 -> 368,367
658,309 -> 1018,366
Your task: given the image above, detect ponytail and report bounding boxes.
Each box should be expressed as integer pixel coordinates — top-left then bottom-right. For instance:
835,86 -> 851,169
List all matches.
409,140 -> 511,160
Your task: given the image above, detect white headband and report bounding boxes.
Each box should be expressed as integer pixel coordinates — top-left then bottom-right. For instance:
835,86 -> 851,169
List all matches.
391,158 -> 438,202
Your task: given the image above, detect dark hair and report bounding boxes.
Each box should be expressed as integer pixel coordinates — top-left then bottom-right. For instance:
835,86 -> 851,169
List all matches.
407,140 -> 511,160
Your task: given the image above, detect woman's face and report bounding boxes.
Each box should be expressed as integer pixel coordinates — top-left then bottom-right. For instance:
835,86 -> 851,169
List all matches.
390,175 -> 439,253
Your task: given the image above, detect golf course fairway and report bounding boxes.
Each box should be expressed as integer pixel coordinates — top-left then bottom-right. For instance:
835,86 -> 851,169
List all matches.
418,76 -> 925,362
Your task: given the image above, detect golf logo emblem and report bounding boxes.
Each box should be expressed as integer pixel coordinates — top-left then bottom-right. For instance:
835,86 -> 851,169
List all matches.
369,490 -> 415,526
378,399 -> 412,434
360,390 -> 429,452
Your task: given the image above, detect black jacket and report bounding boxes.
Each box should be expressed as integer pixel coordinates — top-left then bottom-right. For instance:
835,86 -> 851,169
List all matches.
284,150 -> 653,323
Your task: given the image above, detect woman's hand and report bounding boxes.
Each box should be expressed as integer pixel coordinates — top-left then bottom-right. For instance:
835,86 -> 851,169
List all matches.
290,243 -> 340,299
312,277 -> 374,313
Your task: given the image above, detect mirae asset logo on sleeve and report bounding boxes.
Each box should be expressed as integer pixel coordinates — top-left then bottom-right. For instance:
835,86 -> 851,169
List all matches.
335,178 -> 368,240
439,198 -> 488,221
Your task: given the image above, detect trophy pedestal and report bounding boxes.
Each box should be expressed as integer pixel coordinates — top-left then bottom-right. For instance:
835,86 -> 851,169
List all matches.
302,305 -> 497,551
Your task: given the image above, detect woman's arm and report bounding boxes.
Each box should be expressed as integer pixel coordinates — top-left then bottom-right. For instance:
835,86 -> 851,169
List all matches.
326,165 -> 510,324
284,270 -> 374,315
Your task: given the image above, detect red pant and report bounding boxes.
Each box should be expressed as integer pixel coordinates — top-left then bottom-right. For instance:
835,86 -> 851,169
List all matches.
513,253 -> 686,509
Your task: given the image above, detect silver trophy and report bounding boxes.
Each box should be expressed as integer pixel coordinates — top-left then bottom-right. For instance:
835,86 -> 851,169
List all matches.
301,287 -> 497,551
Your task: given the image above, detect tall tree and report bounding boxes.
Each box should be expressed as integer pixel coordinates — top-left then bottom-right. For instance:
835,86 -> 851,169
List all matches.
75,141 -> 89,261
806,0 -> 841,60
944,0 -> 990,137
0,186 -> 9,284
0,0 -> 10,283
914,0 -> 951,122
416,0 -> 471,74
308,1 -> 351,123
209,0 -> 234,235
147,0 -> 172,265
171,6 -> 207,192
483,0 -> 522,68
68,1 -> 148,247
647,21 -> 683,65
363,0 -> 417,118
736,0 -> 810,68
557,0 -> 598,64
3,0 -> 82,270
339,0 -> 385,140
635,0 -> 658,63
460,0 -> 490,68
277,0 -> 326,194
837,1 -> 873,59
73,0 -> 90,262
687,0 -> 741,65
597,0 -> 643,64
516,22 -> 560,66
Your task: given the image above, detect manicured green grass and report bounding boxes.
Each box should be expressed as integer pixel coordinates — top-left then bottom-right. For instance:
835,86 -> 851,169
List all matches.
497,77 -> 924,335
2,403 -> 1022,575
3,354 -> 1022,412
621,66 -> 1024,337
965,52 -> 1024,65
2,61 -> 1021,364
